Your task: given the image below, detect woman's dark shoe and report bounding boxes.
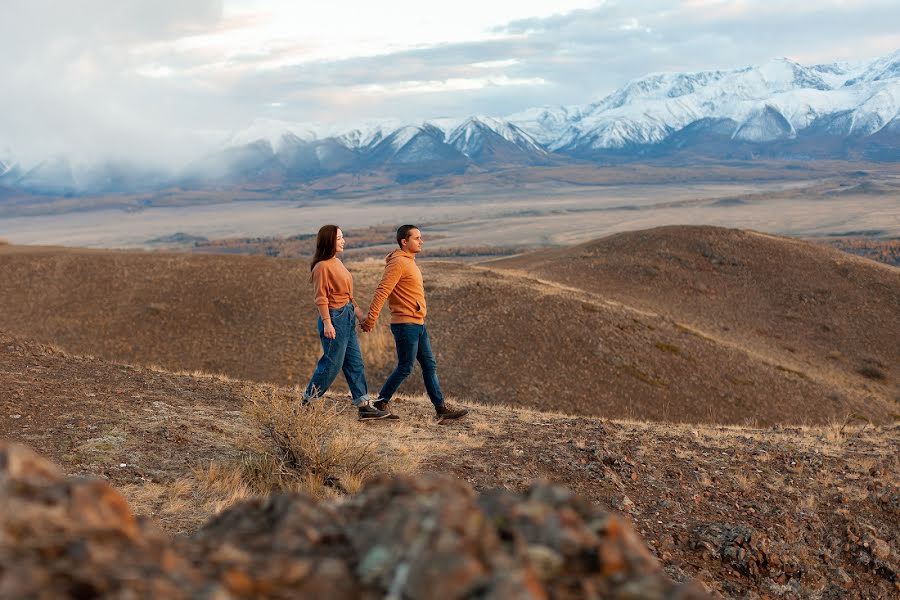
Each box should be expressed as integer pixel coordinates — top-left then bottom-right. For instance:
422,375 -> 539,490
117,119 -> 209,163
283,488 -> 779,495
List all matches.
357,402 -> 391,420
435,404 -> 468,421
373,399 -> 400,419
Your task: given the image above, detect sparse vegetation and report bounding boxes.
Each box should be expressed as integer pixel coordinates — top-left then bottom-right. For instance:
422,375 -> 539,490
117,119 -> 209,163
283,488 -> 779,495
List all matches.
357,317 -> 394,371
2,237 -> 897,426
3,331 -> 899,597
240,385 -> 389,498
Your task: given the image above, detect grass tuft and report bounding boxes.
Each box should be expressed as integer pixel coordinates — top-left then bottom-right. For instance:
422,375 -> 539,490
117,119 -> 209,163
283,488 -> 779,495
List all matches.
239,385 -> 389,498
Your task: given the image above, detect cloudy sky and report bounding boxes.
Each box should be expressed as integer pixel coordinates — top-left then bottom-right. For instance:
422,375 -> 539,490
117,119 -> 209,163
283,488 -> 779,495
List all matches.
2,0 -> 899,166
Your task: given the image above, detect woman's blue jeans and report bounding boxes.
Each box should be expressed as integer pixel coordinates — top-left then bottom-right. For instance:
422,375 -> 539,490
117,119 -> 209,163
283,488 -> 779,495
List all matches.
303,303 -> 371,405
378,323 -> 444,408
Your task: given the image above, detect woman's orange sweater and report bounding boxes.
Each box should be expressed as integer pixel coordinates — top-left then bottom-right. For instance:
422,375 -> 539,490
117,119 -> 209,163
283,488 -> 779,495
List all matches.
311,257 -> 355,321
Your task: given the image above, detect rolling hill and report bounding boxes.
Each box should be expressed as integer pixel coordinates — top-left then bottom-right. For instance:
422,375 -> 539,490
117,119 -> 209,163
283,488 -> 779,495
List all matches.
491,225 -> 900,405
0,227 -> 897,425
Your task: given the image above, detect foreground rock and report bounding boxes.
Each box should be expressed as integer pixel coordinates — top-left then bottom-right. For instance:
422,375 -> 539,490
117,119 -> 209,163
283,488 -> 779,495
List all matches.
1,442 -> 707,599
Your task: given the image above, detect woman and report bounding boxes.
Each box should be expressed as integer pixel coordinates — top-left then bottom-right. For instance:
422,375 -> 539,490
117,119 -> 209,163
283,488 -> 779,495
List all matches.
303,225 -> 389,420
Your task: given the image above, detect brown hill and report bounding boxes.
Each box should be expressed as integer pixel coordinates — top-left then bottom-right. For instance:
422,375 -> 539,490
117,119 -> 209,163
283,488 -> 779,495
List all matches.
492,226 -> 900,407
0,237 -> 897,425
1,331 -> 897,598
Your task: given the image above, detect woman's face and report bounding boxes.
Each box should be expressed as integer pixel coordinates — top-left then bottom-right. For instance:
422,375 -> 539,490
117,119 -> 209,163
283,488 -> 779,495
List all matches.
336,228 -> 345,253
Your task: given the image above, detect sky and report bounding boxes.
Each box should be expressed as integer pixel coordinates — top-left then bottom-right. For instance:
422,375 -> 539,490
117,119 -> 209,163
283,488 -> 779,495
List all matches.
2,0 -> 899,167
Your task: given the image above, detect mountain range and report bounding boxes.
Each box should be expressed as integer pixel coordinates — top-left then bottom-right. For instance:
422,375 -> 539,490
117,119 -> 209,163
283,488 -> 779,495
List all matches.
2,50 -> 899,195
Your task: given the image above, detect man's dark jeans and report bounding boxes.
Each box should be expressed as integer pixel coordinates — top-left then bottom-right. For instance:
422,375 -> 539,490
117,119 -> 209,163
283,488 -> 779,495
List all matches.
379,323 -> 444,408
304,303 -> 371,405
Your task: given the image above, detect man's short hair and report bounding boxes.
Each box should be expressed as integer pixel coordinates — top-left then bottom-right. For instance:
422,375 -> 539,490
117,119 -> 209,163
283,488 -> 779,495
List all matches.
396,224 -> 419,248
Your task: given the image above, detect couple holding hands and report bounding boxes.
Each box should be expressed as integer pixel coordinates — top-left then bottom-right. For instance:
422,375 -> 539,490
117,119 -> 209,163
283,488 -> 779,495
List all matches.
302,224 -> 468,422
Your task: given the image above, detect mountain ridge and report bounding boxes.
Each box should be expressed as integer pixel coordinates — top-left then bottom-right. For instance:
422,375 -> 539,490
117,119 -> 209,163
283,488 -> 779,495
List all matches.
3,51 -> 899,194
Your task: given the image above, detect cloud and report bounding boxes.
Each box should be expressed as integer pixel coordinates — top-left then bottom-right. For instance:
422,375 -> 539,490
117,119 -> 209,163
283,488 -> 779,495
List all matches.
0,1 -> 227,166
0,0 -> 898,167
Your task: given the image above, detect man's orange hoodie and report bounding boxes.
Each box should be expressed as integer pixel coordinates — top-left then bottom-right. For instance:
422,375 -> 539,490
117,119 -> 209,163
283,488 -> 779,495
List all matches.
365,249 -> 426,326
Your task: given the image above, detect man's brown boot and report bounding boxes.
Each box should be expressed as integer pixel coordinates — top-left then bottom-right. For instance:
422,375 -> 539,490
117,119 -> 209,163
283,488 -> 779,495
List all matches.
435,403 -> 468,421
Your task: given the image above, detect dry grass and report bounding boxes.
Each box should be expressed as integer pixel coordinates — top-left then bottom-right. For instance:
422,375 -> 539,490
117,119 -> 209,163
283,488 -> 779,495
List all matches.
122,385 -> 440,532
0,238 -> 9,246
732,470 -> 756,492
117,387 -> 483,534
239,385 -> 394,498
696,469 -> 713,487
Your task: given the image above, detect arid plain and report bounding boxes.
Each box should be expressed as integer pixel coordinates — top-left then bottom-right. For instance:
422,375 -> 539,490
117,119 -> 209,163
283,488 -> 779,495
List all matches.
2,163 -> 899,251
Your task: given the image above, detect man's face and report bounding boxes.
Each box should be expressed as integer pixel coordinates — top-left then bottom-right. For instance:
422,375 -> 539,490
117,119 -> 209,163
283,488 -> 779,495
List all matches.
403,228 -> 423,254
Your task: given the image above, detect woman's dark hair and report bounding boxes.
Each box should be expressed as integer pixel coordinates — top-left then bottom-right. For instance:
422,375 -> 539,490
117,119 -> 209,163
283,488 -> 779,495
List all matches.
310,224 -> 339,272
396,224 -> 418,248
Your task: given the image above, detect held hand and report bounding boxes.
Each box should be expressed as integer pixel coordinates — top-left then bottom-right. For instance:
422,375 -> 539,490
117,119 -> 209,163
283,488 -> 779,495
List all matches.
324,322 -> 337,339
360,319 -> 373,333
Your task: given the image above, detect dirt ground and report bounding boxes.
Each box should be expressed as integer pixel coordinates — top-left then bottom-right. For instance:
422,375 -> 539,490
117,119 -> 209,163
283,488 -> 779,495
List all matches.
1,331 -> 897,598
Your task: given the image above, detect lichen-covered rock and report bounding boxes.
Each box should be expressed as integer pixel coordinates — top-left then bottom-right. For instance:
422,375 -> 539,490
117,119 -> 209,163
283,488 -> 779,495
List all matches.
690,523 -> 802,585
190,493 -> 359,599
0,441 -> 709,599
0,441 -> 217,598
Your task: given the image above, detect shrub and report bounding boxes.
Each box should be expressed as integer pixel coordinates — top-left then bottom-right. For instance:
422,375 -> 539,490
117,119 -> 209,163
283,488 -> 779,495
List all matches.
240,385 -> 387,498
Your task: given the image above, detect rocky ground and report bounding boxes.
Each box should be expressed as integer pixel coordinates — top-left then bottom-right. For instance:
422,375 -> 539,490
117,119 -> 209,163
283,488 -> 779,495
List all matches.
1,331 -> 897,598
0,441 -> 708,599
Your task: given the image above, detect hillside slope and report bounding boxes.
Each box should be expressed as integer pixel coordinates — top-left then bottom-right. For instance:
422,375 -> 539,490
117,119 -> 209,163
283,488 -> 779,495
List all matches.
0,238 -> 896,425
492,225 -> 900,403
1,331 -> 897,598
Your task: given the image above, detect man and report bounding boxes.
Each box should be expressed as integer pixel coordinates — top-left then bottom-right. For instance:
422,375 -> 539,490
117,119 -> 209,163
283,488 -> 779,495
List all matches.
361,225 -> 468,421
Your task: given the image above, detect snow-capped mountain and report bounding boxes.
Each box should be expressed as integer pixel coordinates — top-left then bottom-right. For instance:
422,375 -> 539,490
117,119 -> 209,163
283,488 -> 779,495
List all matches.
844,50 -> 900,86
186,115 -> 549,185
445,116 -> 547,162
4,50 -> 899,195
511,55 -> 900,156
